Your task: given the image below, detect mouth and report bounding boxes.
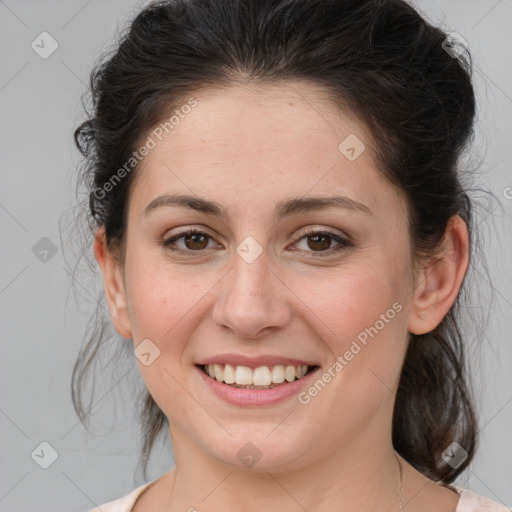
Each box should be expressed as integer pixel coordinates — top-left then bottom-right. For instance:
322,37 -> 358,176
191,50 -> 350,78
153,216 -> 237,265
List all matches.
196,363 -> 320,390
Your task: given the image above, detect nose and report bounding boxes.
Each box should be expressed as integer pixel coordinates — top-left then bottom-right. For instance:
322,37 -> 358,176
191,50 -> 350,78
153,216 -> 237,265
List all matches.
211,248 -> 292,340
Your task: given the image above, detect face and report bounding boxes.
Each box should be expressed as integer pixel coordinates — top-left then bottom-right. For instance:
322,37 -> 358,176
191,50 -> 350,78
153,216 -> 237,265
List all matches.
97,81 -> 440,472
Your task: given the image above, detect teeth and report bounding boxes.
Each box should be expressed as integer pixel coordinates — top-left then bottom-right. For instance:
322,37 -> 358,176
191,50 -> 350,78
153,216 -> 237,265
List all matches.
253,366 -> 272,386
271,365 -> 285,383
235,365 -> 253,385
284,365 -> 296,382
223,364 -> 236,384
204,363 -> 310,387
213,363 -> 223,382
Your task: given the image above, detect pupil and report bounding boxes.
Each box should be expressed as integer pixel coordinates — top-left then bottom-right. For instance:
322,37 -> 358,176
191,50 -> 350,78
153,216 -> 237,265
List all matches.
186,234 -> 207,250
309,235 -> 330,251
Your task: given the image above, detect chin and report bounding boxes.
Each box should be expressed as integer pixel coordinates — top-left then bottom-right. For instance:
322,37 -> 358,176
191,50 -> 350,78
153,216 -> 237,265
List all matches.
202,429 -> 311,472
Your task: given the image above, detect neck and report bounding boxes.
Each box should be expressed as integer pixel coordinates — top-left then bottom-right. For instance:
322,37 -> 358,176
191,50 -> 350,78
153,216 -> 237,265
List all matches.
165,422 -> 402,512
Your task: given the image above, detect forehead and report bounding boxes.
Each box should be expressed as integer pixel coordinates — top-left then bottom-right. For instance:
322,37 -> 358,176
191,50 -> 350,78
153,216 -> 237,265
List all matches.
129,81 -> 405,222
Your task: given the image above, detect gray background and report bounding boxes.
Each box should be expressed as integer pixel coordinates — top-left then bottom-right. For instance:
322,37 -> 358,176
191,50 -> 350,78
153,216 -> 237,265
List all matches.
1,0 -> 511,510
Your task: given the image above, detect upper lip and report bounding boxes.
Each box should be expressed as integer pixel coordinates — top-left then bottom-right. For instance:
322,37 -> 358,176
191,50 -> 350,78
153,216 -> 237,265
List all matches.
196,354 -> 318,368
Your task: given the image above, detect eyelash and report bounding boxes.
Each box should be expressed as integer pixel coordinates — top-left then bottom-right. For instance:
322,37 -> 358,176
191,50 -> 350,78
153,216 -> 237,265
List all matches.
161,227 -> 353,258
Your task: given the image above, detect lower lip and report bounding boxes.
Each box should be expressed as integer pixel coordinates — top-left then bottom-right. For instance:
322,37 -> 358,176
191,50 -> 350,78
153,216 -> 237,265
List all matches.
196,365 -> 320,406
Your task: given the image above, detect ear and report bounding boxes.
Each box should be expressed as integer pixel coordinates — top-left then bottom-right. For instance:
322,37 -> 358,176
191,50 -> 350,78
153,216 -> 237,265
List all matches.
94,226 -> 133,339
408,215 -> 470,335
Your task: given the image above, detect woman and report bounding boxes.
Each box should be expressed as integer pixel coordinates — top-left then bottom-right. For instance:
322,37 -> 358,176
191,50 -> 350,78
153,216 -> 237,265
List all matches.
71,0 -> 509,510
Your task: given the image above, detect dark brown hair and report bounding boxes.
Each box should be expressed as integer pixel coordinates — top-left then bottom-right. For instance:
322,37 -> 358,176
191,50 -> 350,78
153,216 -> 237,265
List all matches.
71,0 -> 487,483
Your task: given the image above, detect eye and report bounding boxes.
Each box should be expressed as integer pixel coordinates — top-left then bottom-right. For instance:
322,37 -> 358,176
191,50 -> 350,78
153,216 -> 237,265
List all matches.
292,227 -> 352,257
161,227 -> 353,257
162,228 -> 219,252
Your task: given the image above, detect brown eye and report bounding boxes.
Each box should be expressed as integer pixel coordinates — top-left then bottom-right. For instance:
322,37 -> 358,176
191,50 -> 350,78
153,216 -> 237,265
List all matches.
293,229 -> 352,257
182,232 -> 209,250
306,233 -> 332,251
162,228 -> 216,252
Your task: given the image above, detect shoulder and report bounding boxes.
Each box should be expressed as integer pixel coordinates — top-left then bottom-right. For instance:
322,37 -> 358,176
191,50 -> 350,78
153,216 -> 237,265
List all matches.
85,481 -> 152,512
448,484 -> 511,512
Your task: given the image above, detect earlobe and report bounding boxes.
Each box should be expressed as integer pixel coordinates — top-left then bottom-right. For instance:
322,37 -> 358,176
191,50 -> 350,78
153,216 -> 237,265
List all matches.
94,227 -> 133,339
407,215 -> 469,335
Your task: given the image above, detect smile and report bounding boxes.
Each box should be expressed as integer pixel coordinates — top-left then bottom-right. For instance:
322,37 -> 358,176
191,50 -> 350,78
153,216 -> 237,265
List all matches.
200,363 -> 315,389
195,362 -> 321,406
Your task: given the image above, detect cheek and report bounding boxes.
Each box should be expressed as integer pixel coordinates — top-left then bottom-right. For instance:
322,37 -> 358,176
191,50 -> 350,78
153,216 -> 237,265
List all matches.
296,261 -> 408,389
125,256 -> 206,415
124,251 -> 212,342
298,268 -> 408,429
302,266 -> 404,342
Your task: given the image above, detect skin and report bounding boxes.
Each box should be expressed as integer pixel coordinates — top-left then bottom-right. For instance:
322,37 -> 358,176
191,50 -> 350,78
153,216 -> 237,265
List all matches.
94,81 -> 468,511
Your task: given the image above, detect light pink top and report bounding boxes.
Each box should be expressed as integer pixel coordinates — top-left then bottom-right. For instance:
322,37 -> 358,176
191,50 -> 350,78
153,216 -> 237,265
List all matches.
88,481 -> 511,512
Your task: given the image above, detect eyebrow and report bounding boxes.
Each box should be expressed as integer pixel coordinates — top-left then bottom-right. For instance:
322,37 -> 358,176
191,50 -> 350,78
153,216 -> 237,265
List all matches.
144,193 -> 372,220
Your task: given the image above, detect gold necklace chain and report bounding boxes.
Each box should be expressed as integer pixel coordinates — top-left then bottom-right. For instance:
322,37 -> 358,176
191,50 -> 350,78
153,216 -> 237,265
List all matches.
396,452 -> 404,511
